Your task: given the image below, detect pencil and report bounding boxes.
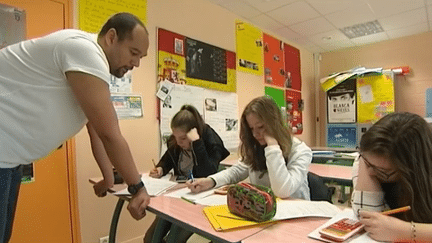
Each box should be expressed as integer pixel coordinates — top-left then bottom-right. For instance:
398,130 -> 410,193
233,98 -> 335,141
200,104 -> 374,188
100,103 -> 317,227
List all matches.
216,214 -> 251,221
382,206 -> 411,215
181,196 -> 196,205
152,159 -> 156,168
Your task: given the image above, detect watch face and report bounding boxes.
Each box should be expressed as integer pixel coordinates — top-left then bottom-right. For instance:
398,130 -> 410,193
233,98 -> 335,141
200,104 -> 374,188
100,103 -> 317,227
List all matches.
128,181 -> 144,195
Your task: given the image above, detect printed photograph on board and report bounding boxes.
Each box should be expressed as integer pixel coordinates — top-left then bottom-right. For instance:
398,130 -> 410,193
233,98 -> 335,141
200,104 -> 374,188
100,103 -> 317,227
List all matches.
327,78 -> 356,123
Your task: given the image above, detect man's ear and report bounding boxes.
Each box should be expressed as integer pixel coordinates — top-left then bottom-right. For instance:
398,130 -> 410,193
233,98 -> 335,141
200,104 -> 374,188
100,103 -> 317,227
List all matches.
105,28 -> 117,46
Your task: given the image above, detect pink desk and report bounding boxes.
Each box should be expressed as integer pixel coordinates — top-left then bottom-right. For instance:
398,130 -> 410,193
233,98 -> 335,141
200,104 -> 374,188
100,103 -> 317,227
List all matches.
309,163 -> 353,186
148,196 -> 271,243
89,178 -> 270,243
242,217 -> 328,243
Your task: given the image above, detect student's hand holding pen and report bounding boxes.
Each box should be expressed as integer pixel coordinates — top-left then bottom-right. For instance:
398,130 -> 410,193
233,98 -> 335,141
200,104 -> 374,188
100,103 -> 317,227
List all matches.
359,206 -> 411,242
149,167 -> 163,178
186,178 -> 215,193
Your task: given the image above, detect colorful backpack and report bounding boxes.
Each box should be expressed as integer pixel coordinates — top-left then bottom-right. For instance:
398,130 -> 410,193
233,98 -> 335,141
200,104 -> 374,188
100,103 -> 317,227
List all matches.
227,182 -> 277,222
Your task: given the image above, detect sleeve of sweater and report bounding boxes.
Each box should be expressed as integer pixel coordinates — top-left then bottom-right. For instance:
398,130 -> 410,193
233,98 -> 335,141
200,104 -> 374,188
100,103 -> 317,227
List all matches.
266,138 -> 312,198
351,156 -> 386,215
209,160 -> 249,187
156,150 -> 174,176
191,138 -> 219,177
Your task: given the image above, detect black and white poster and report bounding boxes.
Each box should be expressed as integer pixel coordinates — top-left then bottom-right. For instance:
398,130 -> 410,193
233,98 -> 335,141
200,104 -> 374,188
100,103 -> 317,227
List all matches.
327,78 -> 356,123
185,38 -> 227,84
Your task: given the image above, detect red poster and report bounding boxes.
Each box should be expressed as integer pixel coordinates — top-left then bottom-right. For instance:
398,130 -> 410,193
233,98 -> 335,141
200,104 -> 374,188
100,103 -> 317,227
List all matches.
284,43 -> 301,91
286,89 -> 303,134
263,33 -> 285,87
158,28 -> 186,56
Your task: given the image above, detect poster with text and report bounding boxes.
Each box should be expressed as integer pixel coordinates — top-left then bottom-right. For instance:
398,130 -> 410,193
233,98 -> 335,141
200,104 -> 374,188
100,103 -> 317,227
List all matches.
357,73 -> 394,123
284,43 -> 301,91
79,0 -> 147,33
327,124 -> 357,148
236,20 -> 263,76
327,78 -> 356,123
263,33 -> 285,87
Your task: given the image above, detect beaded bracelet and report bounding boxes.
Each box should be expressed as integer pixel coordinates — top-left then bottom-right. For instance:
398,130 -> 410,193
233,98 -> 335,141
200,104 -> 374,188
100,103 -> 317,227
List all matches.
411,221 -> 416,243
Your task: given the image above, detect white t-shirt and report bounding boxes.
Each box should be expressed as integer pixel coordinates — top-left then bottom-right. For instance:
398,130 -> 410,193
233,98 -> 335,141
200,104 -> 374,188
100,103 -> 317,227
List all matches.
0,29 -> 110,167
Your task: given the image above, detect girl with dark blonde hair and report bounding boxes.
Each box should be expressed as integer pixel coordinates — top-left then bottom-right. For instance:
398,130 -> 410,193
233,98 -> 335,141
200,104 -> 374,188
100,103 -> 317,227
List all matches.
352,112 -> 432,242
187,96 -> 312,200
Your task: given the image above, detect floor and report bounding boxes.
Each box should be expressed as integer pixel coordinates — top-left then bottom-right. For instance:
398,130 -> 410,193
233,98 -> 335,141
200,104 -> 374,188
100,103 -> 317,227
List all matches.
186,185 -> 352,243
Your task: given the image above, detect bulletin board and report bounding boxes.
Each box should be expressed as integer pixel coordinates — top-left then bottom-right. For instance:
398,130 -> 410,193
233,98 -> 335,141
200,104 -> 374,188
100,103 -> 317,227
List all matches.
357,73 -> 394,123
324,71 -> 395,148
157,28 -> 236,92
79,0 -> 147,33
260,30 -> 303,134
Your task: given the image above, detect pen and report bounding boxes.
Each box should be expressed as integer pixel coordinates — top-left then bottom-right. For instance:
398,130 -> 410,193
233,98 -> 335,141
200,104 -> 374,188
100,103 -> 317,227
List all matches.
181,196 -> 196,205
189,170 -> 195,182
152,159 -> 156,168
382,206 -> 411,216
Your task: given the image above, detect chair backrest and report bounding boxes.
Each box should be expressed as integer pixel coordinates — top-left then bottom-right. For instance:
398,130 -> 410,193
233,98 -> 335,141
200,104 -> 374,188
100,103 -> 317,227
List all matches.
307,172 -> 333,203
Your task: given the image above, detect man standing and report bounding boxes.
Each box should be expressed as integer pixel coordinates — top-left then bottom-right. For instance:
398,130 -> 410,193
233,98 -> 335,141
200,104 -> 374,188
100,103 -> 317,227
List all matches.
0,12 -> 150,242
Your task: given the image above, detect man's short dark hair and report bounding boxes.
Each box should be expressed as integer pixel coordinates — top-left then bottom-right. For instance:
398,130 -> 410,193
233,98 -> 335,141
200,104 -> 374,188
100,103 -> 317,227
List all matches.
98,12 -> 147,41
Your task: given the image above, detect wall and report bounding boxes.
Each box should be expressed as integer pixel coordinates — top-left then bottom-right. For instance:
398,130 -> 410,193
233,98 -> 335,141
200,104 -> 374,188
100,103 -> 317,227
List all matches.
317,32 -> 432,146
72,0 -> 315,242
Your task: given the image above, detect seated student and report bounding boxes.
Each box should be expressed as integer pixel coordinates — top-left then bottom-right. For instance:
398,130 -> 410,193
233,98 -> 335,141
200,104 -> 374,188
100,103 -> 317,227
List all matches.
186,96 -> 312,200
144,104 -> 230,243
351,112 -> 432,242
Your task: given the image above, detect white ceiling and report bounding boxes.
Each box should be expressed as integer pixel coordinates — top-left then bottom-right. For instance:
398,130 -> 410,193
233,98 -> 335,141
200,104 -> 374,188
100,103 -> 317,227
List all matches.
206,0 -> 432,53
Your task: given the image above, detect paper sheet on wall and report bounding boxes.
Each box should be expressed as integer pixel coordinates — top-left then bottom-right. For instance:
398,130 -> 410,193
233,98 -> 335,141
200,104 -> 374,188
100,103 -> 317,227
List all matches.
357,73 -> 394,123
203,90 -> 239,151
109,71 -> 132,93
159,83 -> 239,156
160,84 -> 204,154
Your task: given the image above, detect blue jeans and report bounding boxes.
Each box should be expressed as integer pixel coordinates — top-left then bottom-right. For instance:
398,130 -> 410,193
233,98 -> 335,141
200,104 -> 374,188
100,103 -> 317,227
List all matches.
0,166 -> 22,243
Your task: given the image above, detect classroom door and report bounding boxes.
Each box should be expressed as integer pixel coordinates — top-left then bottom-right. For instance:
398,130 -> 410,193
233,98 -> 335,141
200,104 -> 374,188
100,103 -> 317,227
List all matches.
0,0 -> 80,242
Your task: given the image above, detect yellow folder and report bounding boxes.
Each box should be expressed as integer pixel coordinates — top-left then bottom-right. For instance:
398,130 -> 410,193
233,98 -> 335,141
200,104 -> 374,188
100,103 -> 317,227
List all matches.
202,204 -> 276,231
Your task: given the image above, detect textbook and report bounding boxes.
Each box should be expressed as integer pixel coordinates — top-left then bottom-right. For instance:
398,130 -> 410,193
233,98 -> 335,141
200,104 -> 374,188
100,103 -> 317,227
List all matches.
203,200 -> 341,231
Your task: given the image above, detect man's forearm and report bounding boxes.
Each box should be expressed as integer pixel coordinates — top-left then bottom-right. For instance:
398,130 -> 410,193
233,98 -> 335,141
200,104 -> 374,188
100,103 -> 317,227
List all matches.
100,134 -> 141,185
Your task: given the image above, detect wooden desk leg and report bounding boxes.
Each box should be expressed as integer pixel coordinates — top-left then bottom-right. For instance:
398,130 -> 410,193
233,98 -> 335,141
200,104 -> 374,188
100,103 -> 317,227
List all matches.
109,198 -> 125,243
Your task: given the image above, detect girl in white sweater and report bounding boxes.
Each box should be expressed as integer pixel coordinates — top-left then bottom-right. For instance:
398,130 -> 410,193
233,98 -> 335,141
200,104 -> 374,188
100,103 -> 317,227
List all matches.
186,96 -> 312,200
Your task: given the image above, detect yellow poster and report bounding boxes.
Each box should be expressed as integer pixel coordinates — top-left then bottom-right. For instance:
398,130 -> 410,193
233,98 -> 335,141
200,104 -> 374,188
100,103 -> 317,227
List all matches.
79,0 -> 147,33
235,20 -> 263,76
357,73 -> 394,123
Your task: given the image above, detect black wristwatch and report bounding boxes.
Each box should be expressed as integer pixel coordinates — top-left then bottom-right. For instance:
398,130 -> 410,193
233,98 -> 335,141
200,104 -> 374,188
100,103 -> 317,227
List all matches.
127,180 -> 144,195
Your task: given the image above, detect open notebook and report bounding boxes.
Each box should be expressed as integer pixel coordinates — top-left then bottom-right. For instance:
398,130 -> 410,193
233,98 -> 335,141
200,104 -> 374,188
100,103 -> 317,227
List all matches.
203,200 -> 341,231
113,173 -> 177,196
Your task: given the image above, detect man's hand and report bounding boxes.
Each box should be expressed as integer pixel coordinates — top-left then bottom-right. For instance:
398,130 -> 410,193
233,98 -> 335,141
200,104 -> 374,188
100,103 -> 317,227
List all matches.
127,188 -> 151,220
93,179 -> 113,197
